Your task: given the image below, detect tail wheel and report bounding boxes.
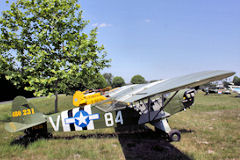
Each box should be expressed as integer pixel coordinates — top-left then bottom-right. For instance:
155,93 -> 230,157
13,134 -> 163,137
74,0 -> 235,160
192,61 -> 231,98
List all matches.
168,129 -> 181,142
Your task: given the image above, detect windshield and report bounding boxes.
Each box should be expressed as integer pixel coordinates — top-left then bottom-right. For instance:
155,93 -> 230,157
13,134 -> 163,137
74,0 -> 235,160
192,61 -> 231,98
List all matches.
94,98 -> 128,112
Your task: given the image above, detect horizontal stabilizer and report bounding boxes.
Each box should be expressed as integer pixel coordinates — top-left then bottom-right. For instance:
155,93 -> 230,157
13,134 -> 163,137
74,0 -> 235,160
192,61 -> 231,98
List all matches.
4,119 -> 47,133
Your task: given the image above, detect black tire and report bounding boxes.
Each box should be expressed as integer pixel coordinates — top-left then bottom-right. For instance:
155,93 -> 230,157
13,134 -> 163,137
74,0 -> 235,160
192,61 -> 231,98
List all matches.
168,129 -> 181,142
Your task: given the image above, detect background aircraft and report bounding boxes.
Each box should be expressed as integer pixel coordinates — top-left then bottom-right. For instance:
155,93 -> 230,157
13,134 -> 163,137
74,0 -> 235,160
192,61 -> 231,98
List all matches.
5,70 -> 235,142
229,85 -> 240,96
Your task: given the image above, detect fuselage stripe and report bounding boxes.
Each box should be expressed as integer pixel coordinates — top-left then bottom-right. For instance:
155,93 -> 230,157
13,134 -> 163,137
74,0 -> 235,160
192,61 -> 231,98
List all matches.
61,110 -> 71,132
68,109 -> 75,131
84,105 -> 95,130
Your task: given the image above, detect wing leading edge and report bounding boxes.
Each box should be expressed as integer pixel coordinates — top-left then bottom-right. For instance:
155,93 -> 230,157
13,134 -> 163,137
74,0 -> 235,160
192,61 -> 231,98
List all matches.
121,70 -> 235,103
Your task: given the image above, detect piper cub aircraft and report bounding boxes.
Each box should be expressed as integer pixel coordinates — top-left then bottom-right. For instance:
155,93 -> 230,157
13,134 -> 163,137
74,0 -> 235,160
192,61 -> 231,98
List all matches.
5,70 -> 235,142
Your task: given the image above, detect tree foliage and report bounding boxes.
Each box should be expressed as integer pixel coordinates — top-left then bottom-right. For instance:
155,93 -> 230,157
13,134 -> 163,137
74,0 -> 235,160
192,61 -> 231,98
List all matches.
233,76 -> 240,86
0,73 -> 34,101
223,80 -> 230,88
0,0 -> 110,112
88,74 -> 108,89
103,73 -> 113,86
131,74 -> 146,84
200,82 -> 217,89
112,76 -> 125,88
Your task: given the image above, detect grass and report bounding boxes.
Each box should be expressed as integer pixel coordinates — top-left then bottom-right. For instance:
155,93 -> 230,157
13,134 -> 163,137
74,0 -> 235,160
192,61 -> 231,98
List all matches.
0,91 -> 240,160
170,92 -> 240,160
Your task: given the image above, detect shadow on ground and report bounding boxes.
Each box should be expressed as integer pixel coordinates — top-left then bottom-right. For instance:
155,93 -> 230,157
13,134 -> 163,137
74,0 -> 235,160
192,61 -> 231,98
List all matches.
116,128 -> 193,160
179,128 -> 194,133
11,127 -> 193,160
10,133 -> 117,147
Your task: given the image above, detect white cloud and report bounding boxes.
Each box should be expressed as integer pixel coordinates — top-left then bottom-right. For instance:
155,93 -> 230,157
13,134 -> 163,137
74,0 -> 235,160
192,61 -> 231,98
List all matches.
92,23 -> 112,28
144,19 -> 151,23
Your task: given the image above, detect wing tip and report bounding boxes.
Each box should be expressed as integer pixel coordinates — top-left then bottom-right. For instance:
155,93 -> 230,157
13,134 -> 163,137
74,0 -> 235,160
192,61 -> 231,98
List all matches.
4,122 -> 18,132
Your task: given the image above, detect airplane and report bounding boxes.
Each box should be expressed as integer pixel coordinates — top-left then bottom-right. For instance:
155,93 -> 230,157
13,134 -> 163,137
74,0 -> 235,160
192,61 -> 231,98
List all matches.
229,84 -> 240,97
202,87 -> 231,95
4,70 -> 235,142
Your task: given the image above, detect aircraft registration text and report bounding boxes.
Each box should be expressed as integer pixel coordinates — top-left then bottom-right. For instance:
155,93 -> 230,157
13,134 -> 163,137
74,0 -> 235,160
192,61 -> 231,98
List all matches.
12,108 -> 35,117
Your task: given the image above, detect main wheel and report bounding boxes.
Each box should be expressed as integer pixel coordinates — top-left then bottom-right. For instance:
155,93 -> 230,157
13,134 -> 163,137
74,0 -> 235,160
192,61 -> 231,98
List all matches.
168,129 -> 181,142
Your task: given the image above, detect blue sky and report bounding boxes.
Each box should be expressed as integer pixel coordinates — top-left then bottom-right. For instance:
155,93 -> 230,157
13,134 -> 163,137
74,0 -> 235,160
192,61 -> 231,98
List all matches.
1,0 -> 240,82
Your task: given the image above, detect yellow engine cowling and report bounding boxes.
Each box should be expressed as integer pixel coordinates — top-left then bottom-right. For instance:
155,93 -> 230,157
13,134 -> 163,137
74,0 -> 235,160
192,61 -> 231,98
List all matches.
73,91 -> 107,107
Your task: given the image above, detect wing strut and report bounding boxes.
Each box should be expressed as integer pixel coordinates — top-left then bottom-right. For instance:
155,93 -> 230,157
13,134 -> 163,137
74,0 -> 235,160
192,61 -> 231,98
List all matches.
148,97 -> 151,122
152,90 -> 179,121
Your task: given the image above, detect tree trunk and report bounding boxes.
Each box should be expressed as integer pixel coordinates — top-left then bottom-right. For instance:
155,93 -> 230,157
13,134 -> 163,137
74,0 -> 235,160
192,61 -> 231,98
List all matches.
55,81 -> 58,113
55,91 -> 58,113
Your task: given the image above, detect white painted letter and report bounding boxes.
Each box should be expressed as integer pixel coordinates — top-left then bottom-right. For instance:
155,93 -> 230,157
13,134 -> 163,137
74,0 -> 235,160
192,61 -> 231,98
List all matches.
49,115 -> 60,131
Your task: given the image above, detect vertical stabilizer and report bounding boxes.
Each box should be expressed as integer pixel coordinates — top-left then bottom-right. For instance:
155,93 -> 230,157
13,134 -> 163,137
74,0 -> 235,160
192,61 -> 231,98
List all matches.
11,96 -> 45,123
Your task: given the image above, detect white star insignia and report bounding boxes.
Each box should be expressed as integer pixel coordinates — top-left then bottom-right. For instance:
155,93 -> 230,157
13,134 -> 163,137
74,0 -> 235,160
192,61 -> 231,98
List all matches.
76,111 -> 88,125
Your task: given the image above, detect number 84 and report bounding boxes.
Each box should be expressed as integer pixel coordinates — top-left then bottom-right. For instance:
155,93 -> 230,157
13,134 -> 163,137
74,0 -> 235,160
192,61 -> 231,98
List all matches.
104,111 -> 123,127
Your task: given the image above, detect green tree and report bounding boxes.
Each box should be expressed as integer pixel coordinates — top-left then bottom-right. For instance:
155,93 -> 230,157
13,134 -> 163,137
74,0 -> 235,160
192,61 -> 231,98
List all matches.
223,80 -> 230,88
0,0 -> 110,112
88,74 -> 108,89
201,82 -> 217,89
103,73 -> 113,86
112,76 -> 125,88
131,74 -> 146,84
233,76 -> 240,86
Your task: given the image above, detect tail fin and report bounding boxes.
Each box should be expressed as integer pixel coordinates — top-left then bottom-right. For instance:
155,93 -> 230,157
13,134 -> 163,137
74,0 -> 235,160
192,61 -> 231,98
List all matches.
5,96 -> 47,133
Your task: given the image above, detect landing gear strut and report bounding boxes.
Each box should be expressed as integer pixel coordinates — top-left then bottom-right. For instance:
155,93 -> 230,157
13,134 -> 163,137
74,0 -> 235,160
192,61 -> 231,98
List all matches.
152,119 -> 181,142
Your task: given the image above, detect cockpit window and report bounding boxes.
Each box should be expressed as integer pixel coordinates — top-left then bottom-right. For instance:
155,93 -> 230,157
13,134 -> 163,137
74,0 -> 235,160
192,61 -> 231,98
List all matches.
94,99 -> 127,112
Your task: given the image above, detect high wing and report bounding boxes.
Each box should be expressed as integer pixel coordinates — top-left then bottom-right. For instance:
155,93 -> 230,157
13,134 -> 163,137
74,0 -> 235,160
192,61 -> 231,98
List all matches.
107,70 -> 235,103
